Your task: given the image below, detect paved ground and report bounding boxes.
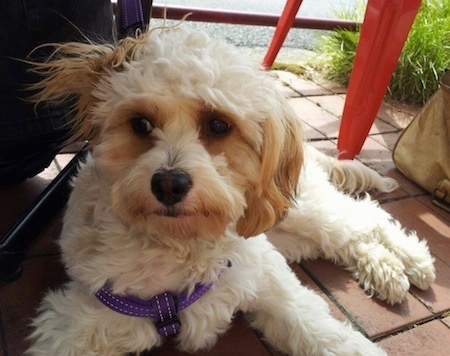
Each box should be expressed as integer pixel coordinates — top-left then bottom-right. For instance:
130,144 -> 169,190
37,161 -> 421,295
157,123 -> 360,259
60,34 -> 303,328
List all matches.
1,68 -> 449,355
151,0 -> 363,50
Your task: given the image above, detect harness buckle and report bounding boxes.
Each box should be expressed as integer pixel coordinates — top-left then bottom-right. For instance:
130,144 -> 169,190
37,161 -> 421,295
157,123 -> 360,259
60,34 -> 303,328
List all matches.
155,315 -> 182,337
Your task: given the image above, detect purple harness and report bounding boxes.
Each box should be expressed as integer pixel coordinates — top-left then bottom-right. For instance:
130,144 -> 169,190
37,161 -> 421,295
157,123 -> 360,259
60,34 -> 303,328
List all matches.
120,0 -> 145,30
95,261 -> 231,337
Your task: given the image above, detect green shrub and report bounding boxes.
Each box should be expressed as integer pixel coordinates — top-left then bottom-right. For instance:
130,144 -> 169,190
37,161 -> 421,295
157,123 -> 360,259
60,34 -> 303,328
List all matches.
318,0 -> 450,105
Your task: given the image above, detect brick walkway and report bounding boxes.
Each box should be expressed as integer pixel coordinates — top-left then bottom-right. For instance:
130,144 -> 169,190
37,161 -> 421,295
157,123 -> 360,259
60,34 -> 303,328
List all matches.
1,70 -> 449,355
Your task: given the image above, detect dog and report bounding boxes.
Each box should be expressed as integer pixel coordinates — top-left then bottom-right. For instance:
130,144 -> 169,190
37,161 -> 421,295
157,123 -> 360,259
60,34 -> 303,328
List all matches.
26,26 -> 435,355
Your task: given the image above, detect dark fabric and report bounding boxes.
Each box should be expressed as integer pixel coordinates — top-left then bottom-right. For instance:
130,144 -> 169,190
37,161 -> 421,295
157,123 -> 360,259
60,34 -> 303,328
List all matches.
0,0 -> 114,186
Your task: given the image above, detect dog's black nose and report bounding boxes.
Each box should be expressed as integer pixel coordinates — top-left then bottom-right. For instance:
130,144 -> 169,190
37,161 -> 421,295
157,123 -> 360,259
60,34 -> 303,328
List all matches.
151,169 -> 192,206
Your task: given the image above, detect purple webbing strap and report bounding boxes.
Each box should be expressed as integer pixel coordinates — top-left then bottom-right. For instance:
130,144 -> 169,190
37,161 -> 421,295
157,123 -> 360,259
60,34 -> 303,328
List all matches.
150,292 -> 181,337
95,287 -> 156,317
120,0 -> 145,29
178,282 -> 213,310
95,261 -> 230,337
95,281 -> 214,337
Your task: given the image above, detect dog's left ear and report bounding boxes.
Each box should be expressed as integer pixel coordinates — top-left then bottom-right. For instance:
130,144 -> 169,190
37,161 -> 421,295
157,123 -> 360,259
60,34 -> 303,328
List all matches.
237,96 -> 304,237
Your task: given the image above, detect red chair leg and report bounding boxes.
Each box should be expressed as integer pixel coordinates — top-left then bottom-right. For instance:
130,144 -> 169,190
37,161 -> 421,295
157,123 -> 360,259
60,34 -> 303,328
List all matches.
337,0 -> 422,159
262,0 -> 304,69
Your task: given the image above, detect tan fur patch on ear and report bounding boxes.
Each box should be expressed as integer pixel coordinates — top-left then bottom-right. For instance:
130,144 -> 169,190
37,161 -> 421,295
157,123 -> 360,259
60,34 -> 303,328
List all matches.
26,32 -> 157,145
237,99 -> 304,237
26,42 -> 113,143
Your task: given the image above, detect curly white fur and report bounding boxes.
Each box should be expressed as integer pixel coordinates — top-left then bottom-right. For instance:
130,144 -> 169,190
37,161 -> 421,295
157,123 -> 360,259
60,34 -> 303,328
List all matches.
26,26 -> 435,355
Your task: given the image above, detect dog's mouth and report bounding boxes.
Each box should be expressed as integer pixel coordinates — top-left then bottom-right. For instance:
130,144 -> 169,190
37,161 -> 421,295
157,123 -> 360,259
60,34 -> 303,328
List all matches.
149,205 -> 226,238
153,207 -> 213,219
154,207 -> 197,218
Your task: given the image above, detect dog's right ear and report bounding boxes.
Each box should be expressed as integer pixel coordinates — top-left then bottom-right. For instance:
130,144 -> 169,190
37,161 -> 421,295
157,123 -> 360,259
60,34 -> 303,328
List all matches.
27,42 -> 114,143
28,35 -> 149,144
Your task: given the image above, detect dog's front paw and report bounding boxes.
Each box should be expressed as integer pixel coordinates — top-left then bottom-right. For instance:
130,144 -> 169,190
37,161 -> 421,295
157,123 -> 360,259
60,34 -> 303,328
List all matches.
353,242 -> 411,304
397,237 -> 436,291
381,222 -> 435,294
352,222 -> 435,304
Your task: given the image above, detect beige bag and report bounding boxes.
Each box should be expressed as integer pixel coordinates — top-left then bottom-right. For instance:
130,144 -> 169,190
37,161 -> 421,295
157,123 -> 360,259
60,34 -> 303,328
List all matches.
393,71 -> 450,211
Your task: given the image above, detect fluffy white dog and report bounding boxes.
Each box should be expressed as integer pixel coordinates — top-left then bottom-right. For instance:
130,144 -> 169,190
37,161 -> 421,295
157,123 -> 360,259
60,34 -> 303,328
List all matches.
26,26 -> 435,355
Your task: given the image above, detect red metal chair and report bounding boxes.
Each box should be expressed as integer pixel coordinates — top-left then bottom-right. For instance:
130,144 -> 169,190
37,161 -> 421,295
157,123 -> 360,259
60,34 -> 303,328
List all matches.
262,0 -> 422,159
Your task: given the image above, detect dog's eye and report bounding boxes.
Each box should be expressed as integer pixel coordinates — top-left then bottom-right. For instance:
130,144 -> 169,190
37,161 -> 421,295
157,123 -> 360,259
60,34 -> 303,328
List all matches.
208,118 -> 232,135
131,117 -> 153,134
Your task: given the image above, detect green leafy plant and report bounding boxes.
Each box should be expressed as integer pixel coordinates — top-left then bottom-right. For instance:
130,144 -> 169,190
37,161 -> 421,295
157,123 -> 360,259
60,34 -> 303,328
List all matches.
318,0 -> 450,105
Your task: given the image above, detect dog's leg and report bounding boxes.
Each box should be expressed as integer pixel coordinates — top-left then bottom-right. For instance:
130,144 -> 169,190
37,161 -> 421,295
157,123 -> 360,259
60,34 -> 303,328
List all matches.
239,237 -> 386,356
267,161 -> 435,304
27,281 -> 161,355
305,145 -> 399,194
175,290 -> 237,352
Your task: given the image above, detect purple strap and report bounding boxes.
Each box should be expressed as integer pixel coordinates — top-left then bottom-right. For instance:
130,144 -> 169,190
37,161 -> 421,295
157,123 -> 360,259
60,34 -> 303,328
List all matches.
95,261 -> 230,337
120,0 -> 145,30
151,292 -> 181,337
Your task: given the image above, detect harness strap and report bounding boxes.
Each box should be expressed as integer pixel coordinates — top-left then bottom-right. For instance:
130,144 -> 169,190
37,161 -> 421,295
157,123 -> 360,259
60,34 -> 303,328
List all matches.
120,0 -> 145,32
151,292 -> 181,337
95,261 -> 231,337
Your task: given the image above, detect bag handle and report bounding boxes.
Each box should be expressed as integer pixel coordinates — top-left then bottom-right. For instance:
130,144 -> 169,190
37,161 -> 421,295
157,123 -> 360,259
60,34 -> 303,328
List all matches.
433,179 -> 450,212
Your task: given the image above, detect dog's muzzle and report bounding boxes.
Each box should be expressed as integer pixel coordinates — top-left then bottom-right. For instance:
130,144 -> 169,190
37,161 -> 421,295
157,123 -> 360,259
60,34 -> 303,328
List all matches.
151,168 -> 192,206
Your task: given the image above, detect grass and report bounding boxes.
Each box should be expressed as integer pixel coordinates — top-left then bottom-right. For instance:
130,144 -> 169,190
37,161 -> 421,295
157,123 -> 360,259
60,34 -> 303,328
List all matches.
272,62 -> 308,77
317,0 -> 450,106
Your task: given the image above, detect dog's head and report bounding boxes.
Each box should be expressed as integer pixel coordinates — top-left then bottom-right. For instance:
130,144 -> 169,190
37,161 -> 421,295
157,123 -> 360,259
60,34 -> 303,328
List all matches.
31,27 -> 304,239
